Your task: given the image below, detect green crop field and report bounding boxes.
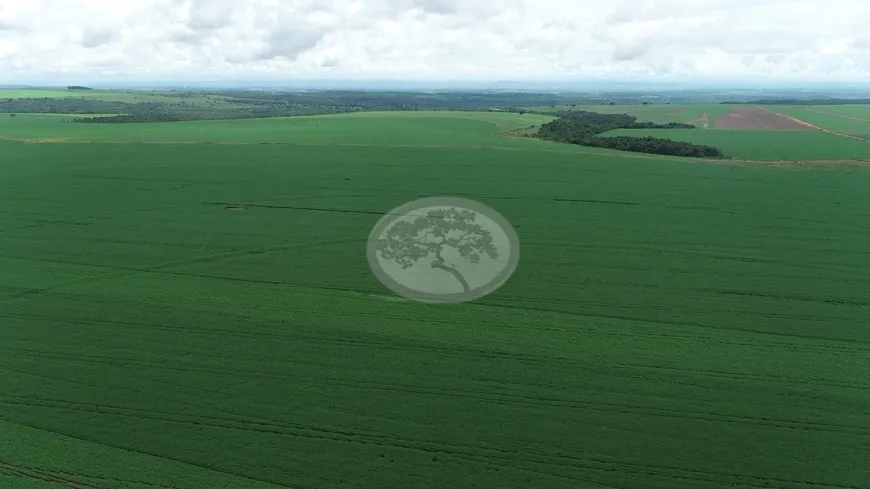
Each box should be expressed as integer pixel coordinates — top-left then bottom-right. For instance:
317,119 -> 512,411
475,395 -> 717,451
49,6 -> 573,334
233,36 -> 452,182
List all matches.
758,106 -> 870,137
0,111 -> 554,144
811,105 -> 870,119
1,106 -> 870,488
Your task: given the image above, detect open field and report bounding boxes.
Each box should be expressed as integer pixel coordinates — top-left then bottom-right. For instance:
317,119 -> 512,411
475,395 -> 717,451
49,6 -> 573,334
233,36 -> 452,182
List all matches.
2,108 -> 870,488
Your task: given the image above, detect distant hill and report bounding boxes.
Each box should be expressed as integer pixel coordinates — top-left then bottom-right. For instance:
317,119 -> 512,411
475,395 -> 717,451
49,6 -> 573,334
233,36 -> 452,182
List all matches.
67,86 -> 93,91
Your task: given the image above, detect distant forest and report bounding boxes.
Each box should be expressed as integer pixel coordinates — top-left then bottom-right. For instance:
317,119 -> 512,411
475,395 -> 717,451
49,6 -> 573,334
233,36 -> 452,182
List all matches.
4,87 -> 870,123
0,89 -> 735,123
0,91 -> 601,123
536,111 -> 724,158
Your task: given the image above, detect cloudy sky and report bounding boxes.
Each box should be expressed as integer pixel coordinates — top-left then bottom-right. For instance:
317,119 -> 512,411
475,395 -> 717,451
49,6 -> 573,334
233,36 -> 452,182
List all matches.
1,0 -> 869,82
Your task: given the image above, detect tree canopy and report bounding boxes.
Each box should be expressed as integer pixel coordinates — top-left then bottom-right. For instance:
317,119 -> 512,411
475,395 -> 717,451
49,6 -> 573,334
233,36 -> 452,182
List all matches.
535,110 -> 724,158
374,207 -> 498,293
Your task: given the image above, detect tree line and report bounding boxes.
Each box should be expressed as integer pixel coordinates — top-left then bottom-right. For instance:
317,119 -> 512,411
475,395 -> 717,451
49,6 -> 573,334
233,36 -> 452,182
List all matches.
535,110 -> 725,158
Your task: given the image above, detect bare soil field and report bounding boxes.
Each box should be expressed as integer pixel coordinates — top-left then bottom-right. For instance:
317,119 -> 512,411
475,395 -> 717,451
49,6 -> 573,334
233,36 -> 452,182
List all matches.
715,107 -> 817,130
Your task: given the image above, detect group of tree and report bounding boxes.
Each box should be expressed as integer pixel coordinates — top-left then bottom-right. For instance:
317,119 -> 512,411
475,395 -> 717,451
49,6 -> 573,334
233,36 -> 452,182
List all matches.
70,113 -> 186,123
583,135 -> 723,157
535,110 -> 724,158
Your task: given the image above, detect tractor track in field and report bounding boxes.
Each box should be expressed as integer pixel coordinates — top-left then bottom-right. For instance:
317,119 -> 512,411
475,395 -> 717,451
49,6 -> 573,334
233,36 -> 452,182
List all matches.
753,105 -> 870,143
3,134 -> 870,166
805,107 -> 870,122
0,460 -> 111,488
0,388 -> 867,489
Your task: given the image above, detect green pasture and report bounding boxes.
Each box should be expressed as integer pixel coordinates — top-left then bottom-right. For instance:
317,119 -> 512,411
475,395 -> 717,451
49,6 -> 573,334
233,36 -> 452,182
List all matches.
1,118 -> 869,488
603,128 -> 870,160
760,106 -> 870,137
810,105 -> 870,119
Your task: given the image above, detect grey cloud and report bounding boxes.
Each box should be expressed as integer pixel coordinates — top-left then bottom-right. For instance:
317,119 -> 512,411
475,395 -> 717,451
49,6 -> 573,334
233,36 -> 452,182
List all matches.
167,27 -> 201,44
0,13 -> 31,33
415,0 -> 458,15
385,0 -> 458,15
594,10 -> 822,64
81,29 -> 119,48
0,19 -> 20,31
542,19 -> 577,32
376,0 -> 503,18
605,0 -> 772,25
318,56 -> 340,67
708,30 -> 816,55
186,0 -> 237,30
253,27 -> 325,61
613,44 -> 649,61
187,16 -> 231,30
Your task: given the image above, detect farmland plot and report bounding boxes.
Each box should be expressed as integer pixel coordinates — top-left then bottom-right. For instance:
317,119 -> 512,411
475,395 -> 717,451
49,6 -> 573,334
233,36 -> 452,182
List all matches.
1,132 -> 869,489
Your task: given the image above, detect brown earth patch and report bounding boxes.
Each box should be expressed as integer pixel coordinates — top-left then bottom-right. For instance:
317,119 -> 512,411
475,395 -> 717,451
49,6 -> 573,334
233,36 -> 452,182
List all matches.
714,107 -> 816,130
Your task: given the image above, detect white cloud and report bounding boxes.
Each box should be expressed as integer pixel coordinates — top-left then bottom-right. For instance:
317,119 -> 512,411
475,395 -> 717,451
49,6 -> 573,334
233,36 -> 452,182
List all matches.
0,0 -> 869,81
